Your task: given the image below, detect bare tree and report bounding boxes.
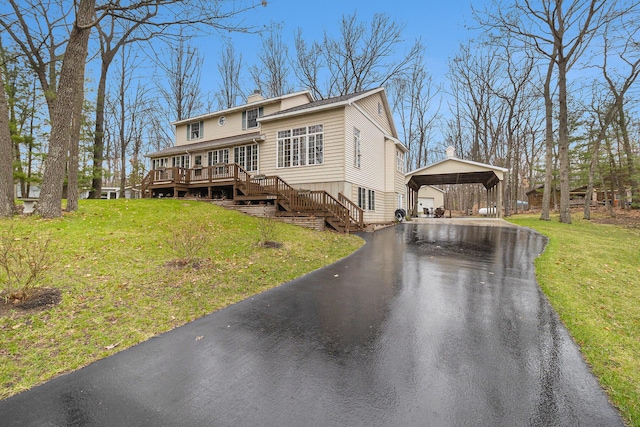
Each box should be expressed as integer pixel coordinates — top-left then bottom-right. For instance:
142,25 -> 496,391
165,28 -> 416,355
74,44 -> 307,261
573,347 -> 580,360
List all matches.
155,35 -> 205,122
448,41 -> 504,164
388,47 -> 440,171
489,40 -> 536,216
37,0 -> 95,218
216,40 -> 244,109
294,12 -> 421,99
89,12 -> 158,199
1,0 -> 267,218
601,29 -> 640,208
250,24 -> 293,98
478,0 -> 633,224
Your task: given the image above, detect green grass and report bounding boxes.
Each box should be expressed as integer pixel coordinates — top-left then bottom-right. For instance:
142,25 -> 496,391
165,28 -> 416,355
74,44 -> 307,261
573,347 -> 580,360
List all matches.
508,214 -> 640,427
0,199 -> 364,400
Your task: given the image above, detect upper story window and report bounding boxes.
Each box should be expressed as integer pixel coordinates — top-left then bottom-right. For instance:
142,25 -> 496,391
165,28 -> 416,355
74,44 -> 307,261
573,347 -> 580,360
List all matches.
187,120 -> 204,141
277,124 -> 323,168
242,107 -> 264,130
354,128 -> 361,168
396,150 -> 404,172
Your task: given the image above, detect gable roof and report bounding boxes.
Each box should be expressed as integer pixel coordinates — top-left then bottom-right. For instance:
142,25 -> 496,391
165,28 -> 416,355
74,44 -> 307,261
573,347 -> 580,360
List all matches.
258,87 -> 399,139
261,89 -> 379,118
406,157 -> 508,190
171,91 -> 314,126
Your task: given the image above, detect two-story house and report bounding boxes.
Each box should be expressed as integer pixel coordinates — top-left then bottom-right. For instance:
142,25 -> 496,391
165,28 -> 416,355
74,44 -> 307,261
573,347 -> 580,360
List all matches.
144,87 -> 408,231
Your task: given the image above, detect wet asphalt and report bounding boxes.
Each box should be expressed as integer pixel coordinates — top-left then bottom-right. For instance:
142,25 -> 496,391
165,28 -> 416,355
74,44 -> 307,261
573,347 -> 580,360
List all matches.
0,222 -> 624,427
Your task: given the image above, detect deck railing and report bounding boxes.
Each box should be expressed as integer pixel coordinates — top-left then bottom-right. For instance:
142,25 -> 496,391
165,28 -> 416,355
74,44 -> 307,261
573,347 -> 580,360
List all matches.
245,176 -> 356,230
338,193 -> 364,230
143,164 -> 363,231
145,164 -> 251,186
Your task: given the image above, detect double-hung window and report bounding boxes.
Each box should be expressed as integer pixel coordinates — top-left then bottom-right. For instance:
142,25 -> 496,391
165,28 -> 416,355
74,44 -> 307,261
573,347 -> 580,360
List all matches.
396,150 -> 402,172
396,150 -> 404,172
187,121 -> 203,141
368,189 -> 375,211
242,107 -> 263,130
354,128 -> 361,168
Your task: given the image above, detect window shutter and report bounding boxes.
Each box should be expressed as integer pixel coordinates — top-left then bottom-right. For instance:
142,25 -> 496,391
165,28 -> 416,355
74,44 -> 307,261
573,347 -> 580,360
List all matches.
258,107 -> 264,118
199,120 -> 204,138
242,111 -> 247,130
186,123 -> 191,140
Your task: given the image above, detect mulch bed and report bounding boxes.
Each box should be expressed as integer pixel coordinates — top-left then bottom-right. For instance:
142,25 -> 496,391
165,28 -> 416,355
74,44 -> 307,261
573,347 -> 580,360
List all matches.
0,288 -> 62,317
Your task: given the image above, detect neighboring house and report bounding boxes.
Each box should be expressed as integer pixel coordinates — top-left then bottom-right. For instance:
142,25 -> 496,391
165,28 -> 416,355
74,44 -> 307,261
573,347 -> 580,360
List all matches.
526,185 -> 619,209
144,87 -> 408,230
100,186 -> 141,199
14,184 -> 90,200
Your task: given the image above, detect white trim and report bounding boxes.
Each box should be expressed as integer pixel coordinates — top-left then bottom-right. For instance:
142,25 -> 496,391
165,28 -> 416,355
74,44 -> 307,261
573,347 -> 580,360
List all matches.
406,157 -> 509,176
171,90 -> 314,125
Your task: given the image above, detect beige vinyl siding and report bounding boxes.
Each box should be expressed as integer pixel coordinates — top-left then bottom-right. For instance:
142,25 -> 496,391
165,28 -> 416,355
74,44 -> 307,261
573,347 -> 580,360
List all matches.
354,92 -> 393,135
347,186 -> 390,223
280,93 -> 312,110
381,191 -> 399,222
384,139 -> 396,193
290,181 -> 349,196
344,103 -> 386,192
259,108 -> 346,186
175,103 -> 283,146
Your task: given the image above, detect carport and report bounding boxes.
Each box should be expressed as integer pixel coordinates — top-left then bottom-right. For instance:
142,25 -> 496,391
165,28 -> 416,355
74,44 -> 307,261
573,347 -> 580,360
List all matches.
406,147 -> 508,218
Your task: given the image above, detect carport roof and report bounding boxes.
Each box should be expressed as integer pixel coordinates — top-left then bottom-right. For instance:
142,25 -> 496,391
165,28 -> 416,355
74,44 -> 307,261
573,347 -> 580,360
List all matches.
406,157 -> 508,191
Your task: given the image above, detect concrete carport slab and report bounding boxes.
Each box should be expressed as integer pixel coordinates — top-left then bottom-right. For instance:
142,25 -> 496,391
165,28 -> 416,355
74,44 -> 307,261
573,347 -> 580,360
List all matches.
406,147 -> 508,218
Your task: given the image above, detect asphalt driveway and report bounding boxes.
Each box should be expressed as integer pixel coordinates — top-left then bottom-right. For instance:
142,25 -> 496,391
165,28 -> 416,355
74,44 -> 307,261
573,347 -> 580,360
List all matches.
0,221 -> 624,426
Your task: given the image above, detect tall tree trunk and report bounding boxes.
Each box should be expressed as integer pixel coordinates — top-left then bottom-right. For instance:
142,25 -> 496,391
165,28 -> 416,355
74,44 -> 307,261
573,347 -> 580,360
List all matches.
584,136 -> 601,220
0,67 -> 16,216
617,103 -> 639,208
540,55 -> 555,221
66,77 -> 84,212
89,61 -> 109,199
37,0 -> 94,218
557,58 -> 571,224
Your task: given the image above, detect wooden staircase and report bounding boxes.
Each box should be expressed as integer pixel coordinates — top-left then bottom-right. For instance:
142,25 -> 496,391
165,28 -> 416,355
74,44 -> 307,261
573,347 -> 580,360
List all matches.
234,174 -> 364,233
141,164 -> 364,233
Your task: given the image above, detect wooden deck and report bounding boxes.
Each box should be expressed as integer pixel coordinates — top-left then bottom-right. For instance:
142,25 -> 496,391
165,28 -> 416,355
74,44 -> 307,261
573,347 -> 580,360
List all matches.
141,164 -> 364,233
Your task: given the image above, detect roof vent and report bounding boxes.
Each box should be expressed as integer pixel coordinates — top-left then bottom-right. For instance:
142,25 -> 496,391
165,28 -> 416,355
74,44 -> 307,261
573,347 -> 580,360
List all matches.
445,146 -> 456,158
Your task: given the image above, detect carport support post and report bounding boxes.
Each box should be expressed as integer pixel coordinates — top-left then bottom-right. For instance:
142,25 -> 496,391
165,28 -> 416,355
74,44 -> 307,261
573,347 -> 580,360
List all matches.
486,187 -> 490,216
497,181 -> 503,218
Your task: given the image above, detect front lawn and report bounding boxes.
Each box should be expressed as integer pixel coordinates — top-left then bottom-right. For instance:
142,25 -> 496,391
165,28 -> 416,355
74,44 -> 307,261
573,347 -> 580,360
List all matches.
0,199 -> 364,400
508,214 -> 640,427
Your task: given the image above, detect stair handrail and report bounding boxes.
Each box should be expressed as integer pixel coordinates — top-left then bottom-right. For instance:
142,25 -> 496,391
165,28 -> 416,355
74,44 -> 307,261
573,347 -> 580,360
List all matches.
338,193 -> 364,230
